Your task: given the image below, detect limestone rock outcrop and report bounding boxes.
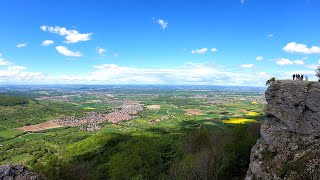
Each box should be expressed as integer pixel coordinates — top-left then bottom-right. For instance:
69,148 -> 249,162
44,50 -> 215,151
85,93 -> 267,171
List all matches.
246,80 -> 320,180
0,164 -> 39,180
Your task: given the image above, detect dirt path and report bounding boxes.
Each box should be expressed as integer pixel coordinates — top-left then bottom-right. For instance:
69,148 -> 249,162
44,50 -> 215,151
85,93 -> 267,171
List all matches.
17,122 -> 64,132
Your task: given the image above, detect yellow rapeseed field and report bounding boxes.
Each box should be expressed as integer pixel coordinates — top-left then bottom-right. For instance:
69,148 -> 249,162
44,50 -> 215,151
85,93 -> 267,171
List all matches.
246,112 -> 260,116
222,118 -> 257,124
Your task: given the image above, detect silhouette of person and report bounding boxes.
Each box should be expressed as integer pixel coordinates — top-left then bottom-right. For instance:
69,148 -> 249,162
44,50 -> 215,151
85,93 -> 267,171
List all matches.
301,74 -> 304,81
306,75 -> 308,81
297,74 -> 300,80
293,74 -> 295,80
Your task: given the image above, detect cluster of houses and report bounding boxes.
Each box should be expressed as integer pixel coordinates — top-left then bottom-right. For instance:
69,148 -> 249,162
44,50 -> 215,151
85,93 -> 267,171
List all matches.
53,104 -> 144,131
104,104 -> 143,123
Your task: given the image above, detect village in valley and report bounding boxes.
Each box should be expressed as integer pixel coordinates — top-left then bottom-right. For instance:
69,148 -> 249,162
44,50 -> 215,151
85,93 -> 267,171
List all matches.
1,85 -> 267,134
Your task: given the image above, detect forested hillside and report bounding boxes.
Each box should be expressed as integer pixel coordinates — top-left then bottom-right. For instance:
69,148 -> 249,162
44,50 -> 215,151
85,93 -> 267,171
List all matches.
0,94 -> 30,106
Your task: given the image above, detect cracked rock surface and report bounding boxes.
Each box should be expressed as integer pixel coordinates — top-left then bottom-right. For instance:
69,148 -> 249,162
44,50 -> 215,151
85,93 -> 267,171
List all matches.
0,164 -> 39,180
246,80 -> 320,180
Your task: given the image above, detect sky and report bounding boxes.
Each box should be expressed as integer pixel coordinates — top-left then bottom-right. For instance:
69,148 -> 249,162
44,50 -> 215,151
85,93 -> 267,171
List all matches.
1,0 -> 320,86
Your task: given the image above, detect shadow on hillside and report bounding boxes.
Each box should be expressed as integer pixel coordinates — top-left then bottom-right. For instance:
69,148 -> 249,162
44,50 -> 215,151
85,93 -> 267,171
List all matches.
31,121 -> 261,180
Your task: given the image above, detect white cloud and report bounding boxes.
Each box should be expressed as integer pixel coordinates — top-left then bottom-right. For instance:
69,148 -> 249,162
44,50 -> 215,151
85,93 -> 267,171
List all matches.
41,26 -> 92,43
211,48 -> 218,52
55,46 -> 82,57
97,47 -> 106,55
41,40 -> 54,46
192,48 -> 208,54
0,54 -> 11,66
0,59 -> 11,66
305,64 -> 318,69
267,34 -> 273,38
276,58 -> 305,66
241,64 -> 254,68
276,58 -> 293,66
0,65 -> 44,82
40,25 -> 47,31
17,43 -> 27,48
156,19 -> 168,29
294,60 -> 304,65
0,62 -> 275,86
51,63 -> 268,86
256,56 -> 264,61
283,42 -> 320,54
258,72 -> 268,76
0,54 -> 44,83
304,59 -> 320,69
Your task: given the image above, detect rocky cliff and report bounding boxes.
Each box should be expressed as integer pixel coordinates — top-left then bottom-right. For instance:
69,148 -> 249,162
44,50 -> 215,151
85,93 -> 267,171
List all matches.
246,80 -> 320,180
0,164 -> 39,180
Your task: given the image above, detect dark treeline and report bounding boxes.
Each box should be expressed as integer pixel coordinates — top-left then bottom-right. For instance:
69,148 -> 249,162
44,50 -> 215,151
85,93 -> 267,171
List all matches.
0,94 -> 30,106
31,123 -> 260,180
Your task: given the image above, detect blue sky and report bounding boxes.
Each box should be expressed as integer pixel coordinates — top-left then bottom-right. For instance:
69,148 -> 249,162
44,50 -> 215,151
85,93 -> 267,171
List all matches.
1,0 -> 320,86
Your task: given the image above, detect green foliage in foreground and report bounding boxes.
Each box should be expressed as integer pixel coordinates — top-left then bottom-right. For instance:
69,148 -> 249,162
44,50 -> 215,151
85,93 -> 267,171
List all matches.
31,124 -> 260,180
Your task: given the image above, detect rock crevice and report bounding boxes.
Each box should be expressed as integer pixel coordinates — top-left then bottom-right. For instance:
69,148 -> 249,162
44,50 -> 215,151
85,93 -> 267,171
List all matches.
246,80 -> 320,180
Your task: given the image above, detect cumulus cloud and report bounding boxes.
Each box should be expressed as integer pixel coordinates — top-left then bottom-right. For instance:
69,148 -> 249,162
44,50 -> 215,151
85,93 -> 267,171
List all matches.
55,46 -> 82,57
283,42 -> 320,54
276,58 -> 293,66
51,63 -> 268,86
211,48 -> 218,52
97,47 -> 106,55
241,64 -> 254,68
276,58 -> 305,66
0,54 -> 11,66
294,60 -> 304,65
40,26 -> 92,43
0,61 -> 275,86
256,56 -> 264,61
191,48 -> 208,54
0,54 -> 44,83
41,40 -> 54,46
0,65 -> 44,83
17,43 -> 27,48
156,19 -> 168,29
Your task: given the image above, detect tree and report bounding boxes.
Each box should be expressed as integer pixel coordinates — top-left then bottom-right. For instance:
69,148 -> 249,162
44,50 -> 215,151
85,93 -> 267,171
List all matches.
316,66 -> 320,81
266,77 -> 276,86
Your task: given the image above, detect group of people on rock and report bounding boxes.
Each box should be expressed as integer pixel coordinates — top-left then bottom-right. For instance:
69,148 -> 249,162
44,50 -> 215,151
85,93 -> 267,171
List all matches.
293,74 -> 308,81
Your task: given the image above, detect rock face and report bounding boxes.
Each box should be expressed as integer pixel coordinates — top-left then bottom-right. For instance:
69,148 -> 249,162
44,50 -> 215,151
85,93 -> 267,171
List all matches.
246,80 -> 320,180
0,164 -> 39,180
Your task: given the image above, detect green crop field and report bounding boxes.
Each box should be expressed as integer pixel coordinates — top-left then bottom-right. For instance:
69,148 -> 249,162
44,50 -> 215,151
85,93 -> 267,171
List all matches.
0,86 -> 266,179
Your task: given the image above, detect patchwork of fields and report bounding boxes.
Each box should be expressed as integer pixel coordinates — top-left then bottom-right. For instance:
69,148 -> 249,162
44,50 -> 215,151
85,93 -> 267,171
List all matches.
0,85 -> 266,175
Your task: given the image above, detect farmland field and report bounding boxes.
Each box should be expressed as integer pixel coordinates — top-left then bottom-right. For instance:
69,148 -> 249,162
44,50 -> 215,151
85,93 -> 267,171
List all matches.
0,85 -> 266,179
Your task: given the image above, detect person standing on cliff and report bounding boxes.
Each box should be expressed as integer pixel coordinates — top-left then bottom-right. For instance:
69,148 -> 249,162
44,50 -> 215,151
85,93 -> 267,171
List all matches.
293,74 -> 296,80
301,74 -> 304,81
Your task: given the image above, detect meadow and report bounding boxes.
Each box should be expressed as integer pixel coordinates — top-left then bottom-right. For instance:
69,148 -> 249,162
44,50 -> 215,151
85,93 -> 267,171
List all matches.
0,85 -> 266,179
